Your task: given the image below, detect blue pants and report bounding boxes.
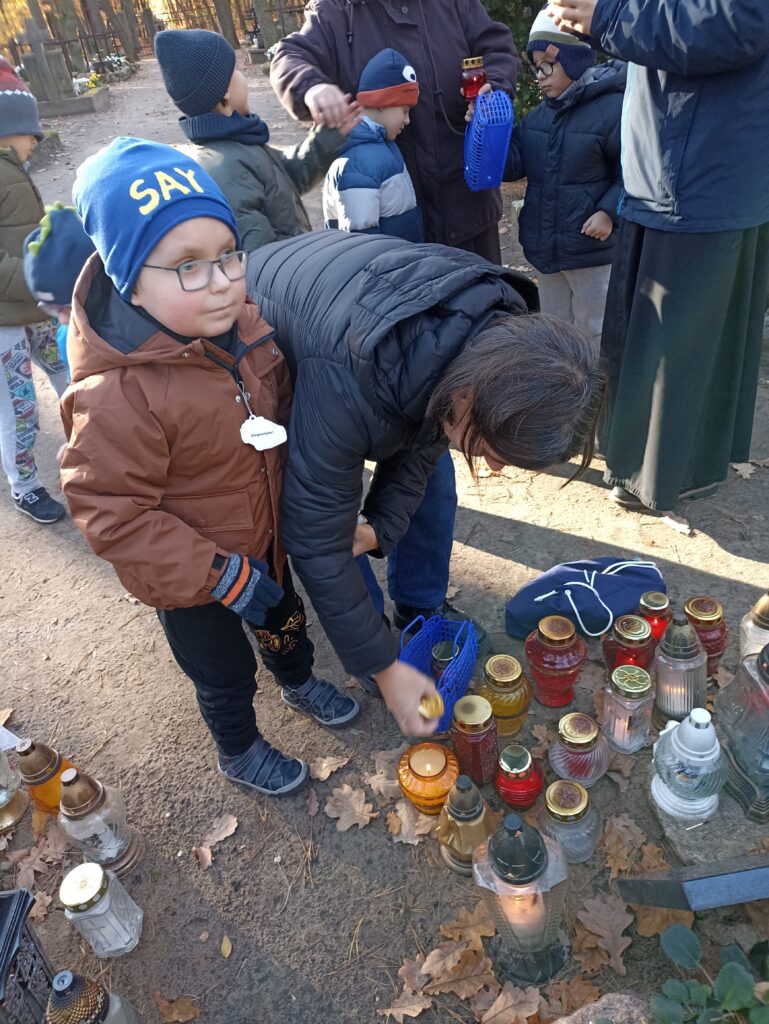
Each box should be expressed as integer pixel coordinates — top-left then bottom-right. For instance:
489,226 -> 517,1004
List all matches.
358,451 -> 457,617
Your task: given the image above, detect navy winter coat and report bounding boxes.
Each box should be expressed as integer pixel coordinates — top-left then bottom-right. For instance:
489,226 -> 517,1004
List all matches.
592,0 -> 769,232
246,231 -> 535,677
504,62 -> 626,275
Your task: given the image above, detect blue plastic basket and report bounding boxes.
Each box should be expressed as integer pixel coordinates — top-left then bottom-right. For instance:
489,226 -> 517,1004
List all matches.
464,90 -> 514,193
399,615 -> 479,732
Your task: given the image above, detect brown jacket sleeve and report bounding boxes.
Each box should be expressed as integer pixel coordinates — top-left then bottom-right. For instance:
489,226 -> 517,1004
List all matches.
60,369 -> 224,609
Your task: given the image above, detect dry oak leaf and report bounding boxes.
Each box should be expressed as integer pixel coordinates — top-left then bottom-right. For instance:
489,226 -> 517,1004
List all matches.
39,822 -> 70,863
309,754 -> 350,781
571,921 -> 610,975
389,799 -> 435,845
152,993 -> 201,1023
631,904 -> 694,938
423,947 -> 498,1000
398,953 -> 427,993
470,986 -> 502,1022
374,742 -> 410,776
578,894 -> 634,975
480,981 -> 540,1024
324,784 -> 378,831
29,890 -> 52,923
31,809 -> 49,840
15,841 -> 49,891
440,901 -> 496,952
0,708 -> 12,726
606,751 -> 635,793
636,842 -> 670,873
599,813 -> 644,879
421,940 -> 467,980
732,462 -> 756,479
202,812 -> 238,848
529,723 -> 555,761
376,989 -> 432,1022
365,769 -> 403,802
541,976 -> 601,1016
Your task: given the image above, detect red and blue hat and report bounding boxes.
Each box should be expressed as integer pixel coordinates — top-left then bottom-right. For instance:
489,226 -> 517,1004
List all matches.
0,57 -> 43,141
357,48 -> 419,109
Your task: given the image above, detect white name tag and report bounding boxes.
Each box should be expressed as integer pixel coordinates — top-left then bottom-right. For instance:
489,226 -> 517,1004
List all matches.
240,415 -> 287,451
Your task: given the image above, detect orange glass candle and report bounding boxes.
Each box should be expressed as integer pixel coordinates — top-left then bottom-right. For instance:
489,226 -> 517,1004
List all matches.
398,743 -> 459,815
16,739 -> 77,814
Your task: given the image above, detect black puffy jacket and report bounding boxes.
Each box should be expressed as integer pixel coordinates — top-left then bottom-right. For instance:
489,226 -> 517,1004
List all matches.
247,230 -> 534,677
504,62 -> 626,274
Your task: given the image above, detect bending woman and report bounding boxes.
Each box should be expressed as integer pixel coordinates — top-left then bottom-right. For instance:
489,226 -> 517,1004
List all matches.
247,230 -> 604,736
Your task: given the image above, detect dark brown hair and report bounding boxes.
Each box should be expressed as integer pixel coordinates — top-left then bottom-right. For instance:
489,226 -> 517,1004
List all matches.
426,312 -> 606,480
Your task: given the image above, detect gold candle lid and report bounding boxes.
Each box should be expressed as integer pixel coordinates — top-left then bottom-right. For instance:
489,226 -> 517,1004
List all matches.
408,744 -> 447,778
751,591 -> 769,631
684,596 -> 723,624
611,665 -> 652,698
498,743 -> 532,777
613,614 -> 652,644
59,862 -> 109,912
452,695 -> 493,731
545,780 -> 589,822
558,713 -> 598,749
15,738 -> 61,785
639,591 -> 669,613
59,768 -> 106,820
484,655 -> 523,689
462,56 -> 484,69
537,615 -> 575,646
418,693 -> 445,720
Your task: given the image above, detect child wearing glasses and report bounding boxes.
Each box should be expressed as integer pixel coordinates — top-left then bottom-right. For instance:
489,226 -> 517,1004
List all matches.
485,9 -> 625,347
62,137 -> 359,797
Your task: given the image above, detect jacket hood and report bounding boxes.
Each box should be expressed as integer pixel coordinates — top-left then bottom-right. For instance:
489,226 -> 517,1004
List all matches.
342,118 -> 387,152
68,251 -> 271,383
553,60 -> 626,109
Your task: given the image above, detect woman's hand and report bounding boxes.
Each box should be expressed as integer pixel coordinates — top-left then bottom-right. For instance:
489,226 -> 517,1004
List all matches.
352,519 -> 379,557
465,81 -> 493,123
547,0 -> 597,36
581,210 -> 613,240
375,661 -> 440,737
306,83 -> 357,129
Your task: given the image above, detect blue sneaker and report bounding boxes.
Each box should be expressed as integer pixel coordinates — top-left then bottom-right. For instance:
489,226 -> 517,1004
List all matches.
218,736 -> 308,795
282,675 -> 360,727
14,487 -> 65,524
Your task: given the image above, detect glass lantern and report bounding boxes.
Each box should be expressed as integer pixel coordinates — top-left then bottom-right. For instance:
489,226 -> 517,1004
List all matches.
473,813 -> 569,984
475,655 -> 532,738
715,644 -> 769,822
601,614 -> 655,676
58,768 -> 144,877
739,593 -> 769,661
637,592 -> 673,644
524,616 -> 586,707
494,744 -> 545,810
59,863 -> 143,958
684,596 -> 729,677
15,739 -> 77,815
436,775 -> 497,876
650,709 -> 726,821
538,781 -> 601,864
653,615 -> 708,728
601,665 -> 654,753
549,714 -> 610,788
398,743 -> 459,815
0,751 -> 29,835
450,696 -> 499,785
47,970 -> 140,1024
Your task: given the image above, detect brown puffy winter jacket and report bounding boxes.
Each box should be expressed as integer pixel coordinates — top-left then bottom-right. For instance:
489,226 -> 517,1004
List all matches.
60,254 -> 290,610
0,147 -> 45,326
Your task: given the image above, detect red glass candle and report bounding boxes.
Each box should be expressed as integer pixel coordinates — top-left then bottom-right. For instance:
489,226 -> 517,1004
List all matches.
684,596 -> 729,677
494,744 -> 545,810
460,56 -> 487,101
450,695 -> 499,785
601,614 -> 655,675
637,592 -> 673,644
524,616 -> 586,707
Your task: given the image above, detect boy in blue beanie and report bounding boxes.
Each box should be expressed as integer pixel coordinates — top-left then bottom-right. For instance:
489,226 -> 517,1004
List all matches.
154,29 -> 360,250
323,48 -> 422,241
63,137 -> 359,796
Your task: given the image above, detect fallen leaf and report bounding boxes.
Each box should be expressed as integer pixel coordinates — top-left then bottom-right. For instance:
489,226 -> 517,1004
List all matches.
153,993 -> 201,1023
376,990 -> 432,1021
480,981 -> 540,1023
309,754 -> 351,781
731,462 -> 756,480
202,813 -> 238,849
421,941 -> 466,980
636,842 -> 669,874
440,902 -> 496,952
578,894 -> 634,975
307,787 -> 319,817
423,947 -> 498,1000
529,723 -> 555,760
606,751 -> 635,792
541,976 -> 601,1016
31,809 -> 49,839
39,823 -> 70,863
600,814 -> 645,879
324,784 -> 378,831
752,458 -> 769,469
572,921 -> 610,974
365,770 -> 402,802
398,953 -> 426,993
221,934 -> 232,959
193,846 -> 213,870
746,899 -> 769,935
0,708 -> 13,727
660,513 -> 693,536
374,742 -> 410,777
199,931 -> 209,941
15,841 -> 49,890
29,890 -> 52,922
388,799 -> 435,845
631,903 -> 694,938
470,986 -> 501,1022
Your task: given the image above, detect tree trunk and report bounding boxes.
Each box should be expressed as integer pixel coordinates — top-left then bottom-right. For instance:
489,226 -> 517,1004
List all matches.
99,0 -> 138,60
250,0 -> 281,47
212,0 -> 238,47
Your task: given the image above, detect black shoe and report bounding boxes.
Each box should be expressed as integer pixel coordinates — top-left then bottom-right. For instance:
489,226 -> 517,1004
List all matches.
14,487 -> 65,524
282,675 -> 360,727
609,485 -> 647,510
358,675 -> 382,699
394,599 -> 489,652
218,736 -> 308,795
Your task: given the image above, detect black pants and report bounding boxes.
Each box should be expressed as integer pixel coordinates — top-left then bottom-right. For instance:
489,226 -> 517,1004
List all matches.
157,566 -> 314,756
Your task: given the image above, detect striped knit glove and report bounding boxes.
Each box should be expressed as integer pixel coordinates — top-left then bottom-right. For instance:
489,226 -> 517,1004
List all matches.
211,555 -> 283,625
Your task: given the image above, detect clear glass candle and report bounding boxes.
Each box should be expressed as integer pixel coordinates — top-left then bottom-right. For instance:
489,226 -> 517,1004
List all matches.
739,593 -> 769,660
476,655 -> 532,737
549,713 -> 610,788
653,615 -> 708,725
58,768 -> 133,865
0,749 -> 29,833
59,863 -> 143,957
538,780 -> 600,864
715,644 -> 769,821
601,665 -> 654,753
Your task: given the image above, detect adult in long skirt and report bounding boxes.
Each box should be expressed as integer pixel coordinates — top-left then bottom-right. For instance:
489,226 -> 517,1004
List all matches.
549,0 -> 769,512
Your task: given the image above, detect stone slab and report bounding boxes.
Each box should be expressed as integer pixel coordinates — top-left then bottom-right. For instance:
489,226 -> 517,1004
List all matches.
653,789 -> 768,866
555,993 -> 649,1024
246,46 -> 267,65
38,84 -> 109,117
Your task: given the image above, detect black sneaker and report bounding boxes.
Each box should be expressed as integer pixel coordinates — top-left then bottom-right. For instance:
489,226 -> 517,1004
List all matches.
358,675 -> 382,699
394,599 -> 489,653
218,736 -> 308,796
13,487 -> 65,524
282,676 -> 360,727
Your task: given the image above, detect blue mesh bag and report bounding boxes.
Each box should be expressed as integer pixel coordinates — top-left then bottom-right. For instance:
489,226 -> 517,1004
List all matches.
399,616 -> 479,732
464,90 -> 514,193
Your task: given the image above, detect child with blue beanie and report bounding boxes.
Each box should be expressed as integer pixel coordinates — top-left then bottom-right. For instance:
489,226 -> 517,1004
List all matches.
323,48 -> 423,241
154,29 -> 360,251
64,137 -> 359,796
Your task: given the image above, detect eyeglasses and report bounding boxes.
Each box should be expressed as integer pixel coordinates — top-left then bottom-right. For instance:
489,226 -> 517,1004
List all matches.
529,59 -> 558,79
143,250 -> 248,292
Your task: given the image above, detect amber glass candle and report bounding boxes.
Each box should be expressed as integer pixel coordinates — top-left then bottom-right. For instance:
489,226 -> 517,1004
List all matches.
398,743 -> 459,815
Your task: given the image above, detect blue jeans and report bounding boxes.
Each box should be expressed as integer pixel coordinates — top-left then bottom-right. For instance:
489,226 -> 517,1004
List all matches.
357,451 -> 457,616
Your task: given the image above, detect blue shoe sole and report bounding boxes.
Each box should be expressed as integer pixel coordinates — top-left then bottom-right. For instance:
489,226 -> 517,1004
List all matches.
281,691 -> 361,728
217,759 -> 309,796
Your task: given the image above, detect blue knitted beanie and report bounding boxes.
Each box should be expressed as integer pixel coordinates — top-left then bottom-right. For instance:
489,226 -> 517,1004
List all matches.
357,48 -> 419,109
73,137 -> 240,300
527,8 -> 594,82
23,204 -> 94,305
154,29 -> 237,116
